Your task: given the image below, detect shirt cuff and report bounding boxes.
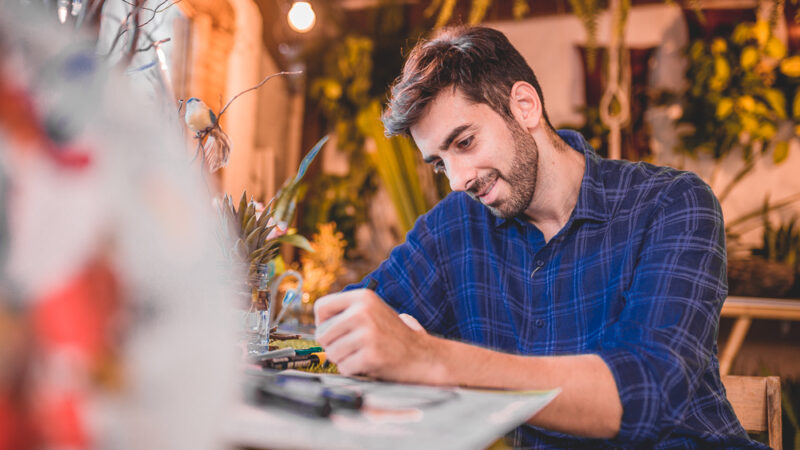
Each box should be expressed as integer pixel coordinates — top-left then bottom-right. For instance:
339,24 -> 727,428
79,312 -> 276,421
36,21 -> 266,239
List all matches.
598,347 -> 663,444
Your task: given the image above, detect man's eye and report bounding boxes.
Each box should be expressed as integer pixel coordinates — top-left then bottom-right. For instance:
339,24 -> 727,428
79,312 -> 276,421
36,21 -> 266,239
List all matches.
457,136 -> 473,149
433,161 -> 445,174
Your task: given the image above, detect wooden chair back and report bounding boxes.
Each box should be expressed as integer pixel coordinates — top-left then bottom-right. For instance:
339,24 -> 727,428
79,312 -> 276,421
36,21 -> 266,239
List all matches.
721,375 -> 782,449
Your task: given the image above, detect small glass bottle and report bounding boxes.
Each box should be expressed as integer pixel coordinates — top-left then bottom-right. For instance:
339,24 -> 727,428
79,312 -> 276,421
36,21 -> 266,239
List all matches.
245,262 -> 274,354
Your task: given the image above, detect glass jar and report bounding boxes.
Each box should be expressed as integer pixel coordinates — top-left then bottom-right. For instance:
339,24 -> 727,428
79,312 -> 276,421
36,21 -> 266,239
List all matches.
244,262 -> 274,354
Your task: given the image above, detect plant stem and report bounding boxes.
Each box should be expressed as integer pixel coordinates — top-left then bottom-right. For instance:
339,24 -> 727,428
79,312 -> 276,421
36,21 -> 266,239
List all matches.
217,71 -> 302,119
725,191 -> 800,232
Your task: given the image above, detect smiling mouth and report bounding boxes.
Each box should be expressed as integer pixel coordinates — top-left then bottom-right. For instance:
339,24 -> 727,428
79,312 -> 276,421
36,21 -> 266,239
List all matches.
477,178 -> 497,199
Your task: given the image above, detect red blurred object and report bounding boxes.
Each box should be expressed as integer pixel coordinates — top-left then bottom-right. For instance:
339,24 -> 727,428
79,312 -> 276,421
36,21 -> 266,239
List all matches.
0,76 -> 91,169
33,257 -> 121,360
682,8 -> 757,42
0,392 -> 37,450
0,256 -> 124,450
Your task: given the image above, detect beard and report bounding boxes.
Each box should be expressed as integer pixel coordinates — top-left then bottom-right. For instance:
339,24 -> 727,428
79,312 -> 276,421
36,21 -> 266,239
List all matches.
467,120 -> 539,219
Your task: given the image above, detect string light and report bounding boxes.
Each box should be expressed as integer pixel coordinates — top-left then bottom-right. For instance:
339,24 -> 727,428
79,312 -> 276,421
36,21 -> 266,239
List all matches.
287,1 -> 315,33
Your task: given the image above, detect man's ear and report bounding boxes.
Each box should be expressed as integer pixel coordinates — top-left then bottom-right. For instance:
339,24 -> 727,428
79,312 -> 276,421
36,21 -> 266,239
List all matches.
509,81 -> 543,130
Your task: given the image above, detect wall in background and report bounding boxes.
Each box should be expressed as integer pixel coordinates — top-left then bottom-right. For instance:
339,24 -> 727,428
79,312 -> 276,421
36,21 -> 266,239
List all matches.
493,3 -> 800,250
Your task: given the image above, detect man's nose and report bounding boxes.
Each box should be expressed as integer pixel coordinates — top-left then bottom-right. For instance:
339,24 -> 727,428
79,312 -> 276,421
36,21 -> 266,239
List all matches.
446,159 -> 474,192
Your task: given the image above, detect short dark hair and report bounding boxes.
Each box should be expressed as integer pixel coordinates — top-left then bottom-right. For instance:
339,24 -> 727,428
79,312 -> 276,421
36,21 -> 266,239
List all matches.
382,26 -> 552,137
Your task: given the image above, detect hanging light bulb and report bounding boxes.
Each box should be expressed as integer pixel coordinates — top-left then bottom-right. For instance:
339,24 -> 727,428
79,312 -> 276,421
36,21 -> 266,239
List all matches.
287,1 -> 315,33
57,0 -> 69,23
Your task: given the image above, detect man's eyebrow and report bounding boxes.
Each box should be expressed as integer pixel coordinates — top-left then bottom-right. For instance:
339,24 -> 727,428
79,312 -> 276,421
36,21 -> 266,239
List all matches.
422,123 -> 474,164
439,124 -> 473,151
423,154 -> 438,164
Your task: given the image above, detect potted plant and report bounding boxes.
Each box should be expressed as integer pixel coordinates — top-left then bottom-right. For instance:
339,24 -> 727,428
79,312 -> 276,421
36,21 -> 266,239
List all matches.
217,136 -> 327,313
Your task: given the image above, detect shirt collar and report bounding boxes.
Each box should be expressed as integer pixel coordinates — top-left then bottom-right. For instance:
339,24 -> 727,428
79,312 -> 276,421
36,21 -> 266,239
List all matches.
560,129 -> 610,223
494,129 -> 610,227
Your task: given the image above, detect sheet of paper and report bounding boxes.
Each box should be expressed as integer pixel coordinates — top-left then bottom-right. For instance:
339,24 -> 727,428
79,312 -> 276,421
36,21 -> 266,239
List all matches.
226,372 -> 560,450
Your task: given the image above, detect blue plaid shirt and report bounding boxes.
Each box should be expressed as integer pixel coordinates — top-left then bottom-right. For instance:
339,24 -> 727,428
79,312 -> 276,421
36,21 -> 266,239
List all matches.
348,130 -> 763,448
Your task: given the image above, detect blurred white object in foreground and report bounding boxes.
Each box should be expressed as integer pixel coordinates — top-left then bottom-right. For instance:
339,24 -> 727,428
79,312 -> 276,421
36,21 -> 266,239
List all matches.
0,3 -> 239,449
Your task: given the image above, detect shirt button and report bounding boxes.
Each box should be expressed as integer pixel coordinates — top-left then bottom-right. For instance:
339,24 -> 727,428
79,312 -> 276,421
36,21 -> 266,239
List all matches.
535,319 -> 544,328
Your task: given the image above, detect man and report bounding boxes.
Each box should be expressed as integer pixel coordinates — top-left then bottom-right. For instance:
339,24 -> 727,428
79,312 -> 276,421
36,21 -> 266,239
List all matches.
314,26 -> 761,448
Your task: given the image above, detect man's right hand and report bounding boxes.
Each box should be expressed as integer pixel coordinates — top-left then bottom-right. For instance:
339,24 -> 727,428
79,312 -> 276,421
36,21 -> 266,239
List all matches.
313,289 -> 444,383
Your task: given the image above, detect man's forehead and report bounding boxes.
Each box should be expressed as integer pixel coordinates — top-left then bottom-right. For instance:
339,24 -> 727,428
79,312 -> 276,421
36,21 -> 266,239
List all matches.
409,89 -> 472,152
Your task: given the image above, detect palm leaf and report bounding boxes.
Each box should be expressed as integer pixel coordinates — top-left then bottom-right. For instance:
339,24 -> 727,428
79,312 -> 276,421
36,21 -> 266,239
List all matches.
270,233 -> 313,252
244,226 -> 263,254
236,191 -> 248,226
295,135 -> 328,182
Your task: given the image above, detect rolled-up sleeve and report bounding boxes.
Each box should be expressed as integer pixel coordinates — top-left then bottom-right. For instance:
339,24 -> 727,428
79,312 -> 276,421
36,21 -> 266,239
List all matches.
597,176 -> 727,444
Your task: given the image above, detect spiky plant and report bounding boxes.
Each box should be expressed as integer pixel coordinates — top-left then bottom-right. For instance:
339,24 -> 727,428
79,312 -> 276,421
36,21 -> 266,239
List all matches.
217,136 -> 328,307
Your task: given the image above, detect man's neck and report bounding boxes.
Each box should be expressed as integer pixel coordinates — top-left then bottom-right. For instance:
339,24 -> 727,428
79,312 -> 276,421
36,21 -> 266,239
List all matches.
522,131 -> 585,242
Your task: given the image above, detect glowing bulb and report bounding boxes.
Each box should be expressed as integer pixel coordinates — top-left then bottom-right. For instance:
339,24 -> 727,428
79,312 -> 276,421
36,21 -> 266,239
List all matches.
57,0 -> 69,23
287,1 -> 315,33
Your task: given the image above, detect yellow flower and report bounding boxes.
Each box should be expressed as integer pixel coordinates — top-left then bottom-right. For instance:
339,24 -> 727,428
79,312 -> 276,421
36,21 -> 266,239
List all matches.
780,56 -> 800,77
737,96 -> 756,112
711,38 -> 727,54
758,122 -> 777,139
324,82 -> 342,100
716,98 -> 734,119
732,23 -> 752,44
740,114 -> 759,134
710,57 -> 730,91
753,20 -> 770,46
741,46 -> 759,70
764,37 -> 786,60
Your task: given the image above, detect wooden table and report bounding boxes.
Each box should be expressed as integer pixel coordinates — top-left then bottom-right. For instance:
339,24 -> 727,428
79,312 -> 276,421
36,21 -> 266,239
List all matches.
719,296 -> 800,375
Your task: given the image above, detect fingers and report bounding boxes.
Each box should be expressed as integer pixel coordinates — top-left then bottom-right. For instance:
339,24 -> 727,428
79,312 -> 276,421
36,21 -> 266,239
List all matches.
313,290 -> 362,325
398,313 -> 426,333
320,325 -> 365,370
335,348 -> 370,377
314,289 -> 378,346
313,289 -> 428,380
314,307 -> 356,346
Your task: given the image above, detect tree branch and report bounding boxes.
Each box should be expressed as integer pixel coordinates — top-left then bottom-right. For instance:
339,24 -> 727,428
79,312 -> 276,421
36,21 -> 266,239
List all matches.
217,71 -> 303,119
136,37 -> 170,52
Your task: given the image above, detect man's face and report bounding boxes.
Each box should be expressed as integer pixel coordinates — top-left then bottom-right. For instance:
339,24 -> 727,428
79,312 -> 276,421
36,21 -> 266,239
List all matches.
409,89 -> 539,219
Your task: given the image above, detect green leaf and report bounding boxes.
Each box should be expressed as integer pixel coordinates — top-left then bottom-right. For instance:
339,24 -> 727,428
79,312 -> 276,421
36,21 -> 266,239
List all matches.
235,239 -> 248,261
255,206 -> 270,229
259,248 -> 280,265
793,89 -> 800,119
243,213 -> 257,237
244,226 -> 263,254
763,89 -> 787,119
248,246 -> 270,262
236,191 -> 247,227
295,135 -> 328,182
273,233 -> 314,252
224,194 -> 234,218
773,140 -> 790,164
